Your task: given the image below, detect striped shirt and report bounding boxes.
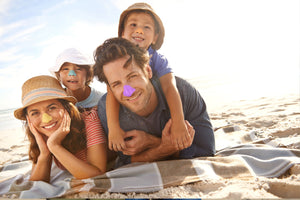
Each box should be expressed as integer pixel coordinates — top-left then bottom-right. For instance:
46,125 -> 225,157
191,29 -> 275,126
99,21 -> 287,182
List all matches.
54,107 -> 106,169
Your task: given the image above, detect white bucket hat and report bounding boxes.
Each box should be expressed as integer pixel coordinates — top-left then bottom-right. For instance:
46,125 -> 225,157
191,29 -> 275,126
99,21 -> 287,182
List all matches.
49,48 -> 94,76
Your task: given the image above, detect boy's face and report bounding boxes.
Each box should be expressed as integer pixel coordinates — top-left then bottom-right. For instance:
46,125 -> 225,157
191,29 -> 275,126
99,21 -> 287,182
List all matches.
122,12 -> 158,50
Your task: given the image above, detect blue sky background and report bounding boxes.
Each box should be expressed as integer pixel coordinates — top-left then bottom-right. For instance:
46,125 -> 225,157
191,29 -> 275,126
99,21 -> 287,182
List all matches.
0,0 -> 299,110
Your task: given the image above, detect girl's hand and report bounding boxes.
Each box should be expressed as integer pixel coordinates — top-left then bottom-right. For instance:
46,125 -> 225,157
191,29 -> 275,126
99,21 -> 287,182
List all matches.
27,116 -> 50,156
47,110 -> 71,148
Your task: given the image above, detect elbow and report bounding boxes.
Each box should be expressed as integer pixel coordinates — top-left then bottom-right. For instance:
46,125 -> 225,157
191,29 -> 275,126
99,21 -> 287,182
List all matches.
74,169 -> 106,180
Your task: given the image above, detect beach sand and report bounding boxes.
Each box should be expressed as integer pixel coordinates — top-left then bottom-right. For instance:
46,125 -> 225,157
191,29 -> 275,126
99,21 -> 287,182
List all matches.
0,92 -> 299,199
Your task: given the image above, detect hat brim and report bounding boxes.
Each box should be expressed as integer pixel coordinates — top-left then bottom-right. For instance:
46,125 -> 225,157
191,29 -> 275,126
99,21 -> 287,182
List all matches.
14,96 -> 77,120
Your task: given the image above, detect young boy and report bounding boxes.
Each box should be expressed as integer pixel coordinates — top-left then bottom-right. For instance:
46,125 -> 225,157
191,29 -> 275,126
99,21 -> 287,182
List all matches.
106,2 -> 191,152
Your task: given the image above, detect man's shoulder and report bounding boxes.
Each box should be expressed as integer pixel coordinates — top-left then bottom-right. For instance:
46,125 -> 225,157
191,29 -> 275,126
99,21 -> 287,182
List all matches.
97,93 -> 107,115
152,75 -> 194,95
174,76 -> 196,91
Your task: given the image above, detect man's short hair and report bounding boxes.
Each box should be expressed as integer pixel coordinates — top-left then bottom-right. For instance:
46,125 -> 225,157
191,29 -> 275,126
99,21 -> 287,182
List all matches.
93,37 -> 150,84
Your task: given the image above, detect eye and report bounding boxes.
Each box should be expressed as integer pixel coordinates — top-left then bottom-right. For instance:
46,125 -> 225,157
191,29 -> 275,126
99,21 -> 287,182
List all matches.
28,110 -> 39,118
49,105 -> 57,111
129,23 -> 136,28
76,67 -> 82,71
61,67 -> 70,72
129,73 -> 138,80
111,82 -> 120,89
31,111 -> 39,116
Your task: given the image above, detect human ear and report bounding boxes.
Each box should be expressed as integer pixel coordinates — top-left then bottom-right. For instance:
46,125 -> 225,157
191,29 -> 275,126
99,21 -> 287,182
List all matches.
145,64 -> 153,79
152,34 -> 159,45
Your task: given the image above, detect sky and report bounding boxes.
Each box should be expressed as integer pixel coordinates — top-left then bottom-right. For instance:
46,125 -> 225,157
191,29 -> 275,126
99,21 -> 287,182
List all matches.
0,0 -> 299,110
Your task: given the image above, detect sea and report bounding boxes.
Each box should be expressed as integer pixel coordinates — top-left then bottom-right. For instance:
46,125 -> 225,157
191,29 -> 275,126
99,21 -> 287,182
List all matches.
0,108 -> 23,131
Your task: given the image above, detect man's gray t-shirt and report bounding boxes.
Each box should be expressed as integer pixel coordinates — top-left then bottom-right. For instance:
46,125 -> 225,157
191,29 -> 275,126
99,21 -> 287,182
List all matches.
98,76 -> 215,168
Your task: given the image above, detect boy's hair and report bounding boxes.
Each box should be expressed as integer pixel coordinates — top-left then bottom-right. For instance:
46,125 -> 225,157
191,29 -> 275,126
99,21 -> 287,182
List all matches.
93,37 -> 150,84
118,2 -> 165,50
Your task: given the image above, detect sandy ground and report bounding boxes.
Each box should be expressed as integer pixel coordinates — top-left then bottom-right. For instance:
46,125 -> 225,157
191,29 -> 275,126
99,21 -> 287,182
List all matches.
0,92 -> 299,199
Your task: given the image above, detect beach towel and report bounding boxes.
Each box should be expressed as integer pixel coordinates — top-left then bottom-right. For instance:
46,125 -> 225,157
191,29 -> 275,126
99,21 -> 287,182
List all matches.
1,128 -> 300,198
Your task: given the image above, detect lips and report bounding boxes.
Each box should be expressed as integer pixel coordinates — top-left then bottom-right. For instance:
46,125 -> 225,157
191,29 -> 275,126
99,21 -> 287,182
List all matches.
43,122 -> 57,129
132,36 -> 144,42
125,91 -> 141,102
67,80 -> 78,83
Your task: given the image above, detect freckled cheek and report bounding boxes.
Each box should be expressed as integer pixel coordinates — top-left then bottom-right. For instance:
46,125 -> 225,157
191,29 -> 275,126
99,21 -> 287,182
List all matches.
59,73 -> 68,82
29,117 -> 41,128
57,109 -> 66,119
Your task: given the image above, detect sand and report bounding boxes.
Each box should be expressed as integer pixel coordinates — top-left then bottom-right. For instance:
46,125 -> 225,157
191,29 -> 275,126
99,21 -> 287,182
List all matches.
1,92 -> 299,199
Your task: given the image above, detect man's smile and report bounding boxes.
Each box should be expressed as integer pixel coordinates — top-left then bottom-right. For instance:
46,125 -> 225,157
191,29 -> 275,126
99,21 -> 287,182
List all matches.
125,91 -> 142,102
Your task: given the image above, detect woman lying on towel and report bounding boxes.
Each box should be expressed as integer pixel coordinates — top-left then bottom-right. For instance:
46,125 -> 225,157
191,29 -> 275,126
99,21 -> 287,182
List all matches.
14,75 -> 107,182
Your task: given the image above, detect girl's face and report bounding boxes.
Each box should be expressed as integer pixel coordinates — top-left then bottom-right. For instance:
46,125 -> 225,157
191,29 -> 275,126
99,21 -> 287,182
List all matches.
122,12 -> 158,50
59,63 -> 87,91
27,99 -> 65,137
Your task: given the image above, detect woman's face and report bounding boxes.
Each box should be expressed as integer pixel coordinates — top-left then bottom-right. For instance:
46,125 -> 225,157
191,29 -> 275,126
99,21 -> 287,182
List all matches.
58,63 -> 87,91
26,99 -> 66,137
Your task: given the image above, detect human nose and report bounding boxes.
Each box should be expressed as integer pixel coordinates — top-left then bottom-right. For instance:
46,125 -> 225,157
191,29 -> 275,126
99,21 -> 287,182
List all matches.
42,113 -> 53,123
68,69 -> 77,76
135,27 -> 144,34
123,85 -> 136,97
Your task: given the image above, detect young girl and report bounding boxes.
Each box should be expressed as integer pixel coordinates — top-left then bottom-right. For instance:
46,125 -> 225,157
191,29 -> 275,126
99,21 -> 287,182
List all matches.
106,3 -> 191,152
49,48 -> 103,109
14,75 -> 107,182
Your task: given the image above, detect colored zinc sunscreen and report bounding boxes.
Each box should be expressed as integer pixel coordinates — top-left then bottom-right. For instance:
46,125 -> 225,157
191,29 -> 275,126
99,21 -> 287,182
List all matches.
68,70 -> 77,76
42,113 -> 53,123
123,85 -> 135,97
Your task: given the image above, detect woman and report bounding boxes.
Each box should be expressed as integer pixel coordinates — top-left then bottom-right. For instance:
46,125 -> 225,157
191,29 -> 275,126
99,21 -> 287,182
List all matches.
14,75 -> 107,182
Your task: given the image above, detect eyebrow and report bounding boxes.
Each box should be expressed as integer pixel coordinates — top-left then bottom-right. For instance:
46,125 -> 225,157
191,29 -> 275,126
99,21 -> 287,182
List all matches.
28,103 -> 58,114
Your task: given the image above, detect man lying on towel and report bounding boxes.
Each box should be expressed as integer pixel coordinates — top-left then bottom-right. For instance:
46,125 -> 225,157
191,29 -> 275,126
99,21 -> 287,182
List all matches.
93,37 -> 215,168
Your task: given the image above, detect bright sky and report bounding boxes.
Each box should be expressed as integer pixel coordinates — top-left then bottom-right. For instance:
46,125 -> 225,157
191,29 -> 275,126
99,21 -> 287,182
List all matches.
0,0 -> 299,110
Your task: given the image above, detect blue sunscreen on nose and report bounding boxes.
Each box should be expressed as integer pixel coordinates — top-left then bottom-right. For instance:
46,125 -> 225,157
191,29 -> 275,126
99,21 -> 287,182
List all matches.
123,85 -> 135,97
68,70 -> 77,76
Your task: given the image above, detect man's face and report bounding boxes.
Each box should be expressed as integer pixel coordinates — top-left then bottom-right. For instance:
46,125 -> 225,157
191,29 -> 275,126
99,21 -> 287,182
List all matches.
103,55 -> 156,116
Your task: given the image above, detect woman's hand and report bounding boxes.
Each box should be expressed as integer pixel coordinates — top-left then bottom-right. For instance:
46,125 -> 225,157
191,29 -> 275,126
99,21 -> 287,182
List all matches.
27,116 -> 50,157
47,110 -> 71,149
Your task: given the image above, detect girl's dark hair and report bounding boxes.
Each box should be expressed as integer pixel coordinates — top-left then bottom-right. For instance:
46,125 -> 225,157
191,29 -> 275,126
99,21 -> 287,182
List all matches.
25,99 -> 86,163
93,37 -> 149,84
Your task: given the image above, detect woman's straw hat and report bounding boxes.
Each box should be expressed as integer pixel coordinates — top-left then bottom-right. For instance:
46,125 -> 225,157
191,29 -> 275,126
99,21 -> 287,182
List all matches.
14,75 -> 77,120
118,2 -> 165,50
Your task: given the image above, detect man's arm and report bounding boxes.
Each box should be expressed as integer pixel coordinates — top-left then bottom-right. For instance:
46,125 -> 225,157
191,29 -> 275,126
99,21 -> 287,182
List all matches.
175,77 -> 215,157
123,120 -> 195,162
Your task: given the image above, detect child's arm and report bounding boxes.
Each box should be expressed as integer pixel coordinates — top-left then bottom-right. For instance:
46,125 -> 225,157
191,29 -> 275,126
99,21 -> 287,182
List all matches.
159,73 -> 192,150
106,85 -> 126,151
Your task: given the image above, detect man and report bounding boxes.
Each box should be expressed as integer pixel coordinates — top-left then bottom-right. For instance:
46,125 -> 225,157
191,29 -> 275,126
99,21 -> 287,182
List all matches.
93,37 -> 215,168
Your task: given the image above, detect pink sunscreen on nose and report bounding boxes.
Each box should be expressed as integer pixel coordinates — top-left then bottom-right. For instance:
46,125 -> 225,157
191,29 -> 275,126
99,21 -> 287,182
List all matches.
123,85 -> 135,97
